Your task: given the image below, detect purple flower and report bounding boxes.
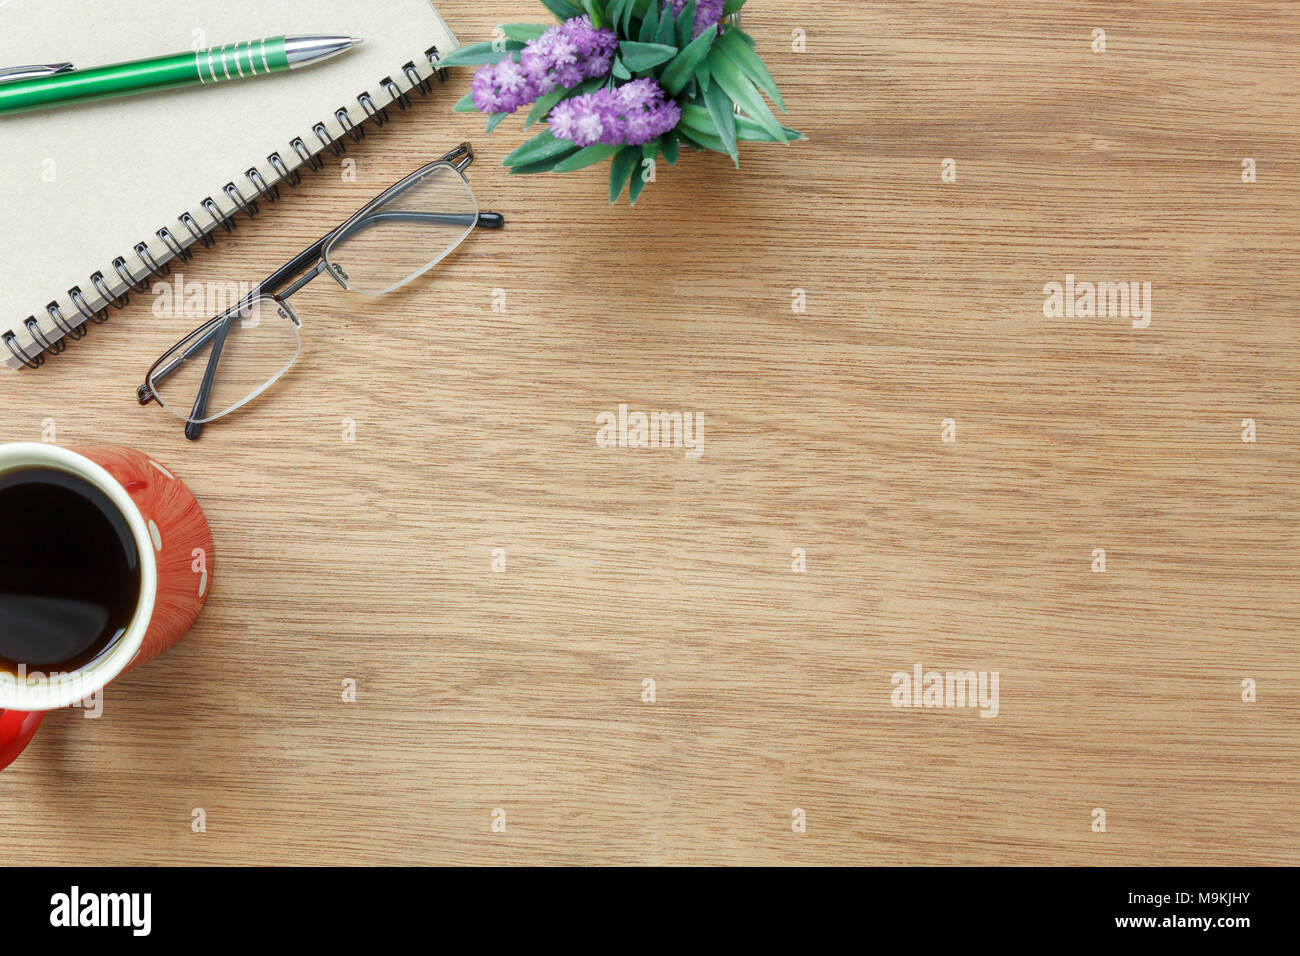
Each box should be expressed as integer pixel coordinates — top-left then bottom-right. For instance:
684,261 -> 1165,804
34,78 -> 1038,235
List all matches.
471,58 -> 535,114
547,98 -> 581,142
470,58 -> 530,114
662,0 -> 727,36
549,78 -> 682,148
474,15 -> 617,115
616,78 -> 682,145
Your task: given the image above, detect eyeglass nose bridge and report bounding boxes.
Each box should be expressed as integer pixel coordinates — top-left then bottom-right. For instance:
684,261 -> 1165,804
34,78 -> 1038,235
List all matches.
275,258 -> 337,299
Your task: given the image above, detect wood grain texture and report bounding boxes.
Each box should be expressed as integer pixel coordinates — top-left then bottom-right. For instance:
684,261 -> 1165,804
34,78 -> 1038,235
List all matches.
1,1 -> 1296,865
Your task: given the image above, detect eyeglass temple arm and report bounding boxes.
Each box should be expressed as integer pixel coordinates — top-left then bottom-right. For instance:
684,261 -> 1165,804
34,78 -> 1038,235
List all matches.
184,265 -> 331,439
182,317 -> 234,440
329,210 -> 504,244
180,238 -> 329,440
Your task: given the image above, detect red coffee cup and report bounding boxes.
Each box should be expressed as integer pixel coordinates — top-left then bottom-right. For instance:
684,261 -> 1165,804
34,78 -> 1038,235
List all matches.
0,443 -> 213,770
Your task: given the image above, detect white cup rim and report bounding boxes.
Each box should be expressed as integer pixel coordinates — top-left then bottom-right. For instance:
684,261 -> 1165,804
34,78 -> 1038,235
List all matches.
0,443 -> 158,711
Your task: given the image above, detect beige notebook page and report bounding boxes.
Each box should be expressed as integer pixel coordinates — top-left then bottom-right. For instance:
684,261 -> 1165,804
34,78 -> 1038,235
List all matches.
0,0 -> 456,368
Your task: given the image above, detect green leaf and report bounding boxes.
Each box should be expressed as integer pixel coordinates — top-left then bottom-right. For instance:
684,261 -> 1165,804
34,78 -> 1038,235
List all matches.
504,129 -> 579,167
629,159 -> 651,204
621,0 -> 639,35
682,101 -> 803,144
693,59 -> 710,93
607,0 -> 629,31
540,0 -> 584,20
655,6 -> 677,46
609,146 -> 640,202
680,104 -> 721,143
702,81 -> 739,166
679,102 -> 710,128
501,23 -> 550,43
553,143 -> 619,171
436,42 -> 519,68
582,0 -> 609,30
638,2 -> 659,42
676,125 -> 730,155
618,41 -> 678,71
731,27 -> 757,47
453,91 -> 477,112
662,130 -> 680,164
737,123 -> 805,142
676,0 -> 697,49
723,0 -> 747,14
612,56 -> 631,79
485,112 -> 509,133
676,130 -> 707,151
716,27 -> 787,112
627,139 -> 661,205
659,26 -> 716,96
525,89 -> 566,131
708,46 -> 787,143
509,150 -> 580,174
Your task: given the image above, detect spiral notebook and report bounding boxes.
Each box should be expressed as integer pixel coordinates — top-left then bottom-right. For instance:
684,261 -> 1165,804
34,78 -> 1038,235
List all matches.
0,0 -> 457,370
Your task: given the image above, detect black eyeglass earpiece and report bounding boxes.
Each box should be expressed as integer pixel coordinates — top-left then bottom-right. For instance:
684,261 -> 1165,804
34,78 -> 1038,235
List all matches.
477,213 -> 505,229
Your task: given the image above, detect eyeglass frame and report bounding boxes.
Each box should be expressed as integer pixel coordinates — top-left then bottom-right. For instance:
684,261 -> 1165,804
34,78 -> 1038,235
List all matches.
137,142 -> 504,441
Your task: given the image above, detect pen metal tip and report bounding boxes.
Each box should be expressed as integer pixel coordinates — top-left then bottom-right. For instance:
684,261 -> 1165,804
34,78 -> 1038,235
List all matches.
283,36 -> 364,69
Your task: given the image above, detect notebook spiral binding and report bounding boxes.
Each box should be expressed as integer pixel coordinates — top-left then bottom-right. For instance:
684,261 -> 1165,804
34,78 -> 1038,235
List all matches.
3,46 -> 450,371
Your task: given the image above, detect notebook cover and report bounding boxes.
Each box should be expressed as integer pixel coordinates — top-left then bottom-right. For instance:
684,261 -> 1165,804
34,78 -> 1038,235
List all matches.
0,0 -> 457,368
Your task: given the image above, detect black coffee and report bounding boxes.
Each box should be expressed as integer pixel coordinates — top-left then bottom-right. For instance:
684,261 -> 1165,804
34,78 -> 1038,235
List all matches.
0,466 -> 141,673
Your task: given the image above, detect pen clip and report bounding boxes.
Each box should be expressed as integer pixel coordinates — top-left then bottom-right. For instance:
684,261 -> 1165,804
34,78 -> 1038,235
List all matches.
0,63 -> 75,84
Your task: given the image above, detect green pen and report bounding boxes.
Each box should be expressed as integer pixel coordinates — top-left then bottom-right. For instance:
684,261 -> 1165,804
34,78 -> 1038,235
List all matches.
0,36 -> 362,116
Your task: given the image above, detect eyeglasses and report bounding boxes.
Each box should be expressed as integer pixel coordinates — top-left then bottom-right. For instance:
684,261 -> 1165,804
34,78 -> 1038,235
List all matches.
137,143 -> 503,440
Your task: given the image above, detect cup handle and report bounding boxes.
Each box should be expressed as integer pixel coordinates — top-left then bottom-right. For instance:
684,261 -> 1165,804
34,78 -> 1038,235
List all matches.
0,709 -> 43,771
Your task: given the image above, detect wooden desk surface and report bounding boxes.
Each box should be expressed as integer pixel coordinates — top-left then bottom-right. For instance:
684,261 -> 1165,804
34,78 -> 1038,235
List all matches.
1,1 -> 1296,866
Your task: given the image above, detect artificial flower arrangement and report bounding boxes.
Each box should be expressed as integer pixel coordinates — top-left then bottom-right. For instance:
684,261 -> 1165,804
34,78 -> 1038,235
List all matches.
438,0 -> 802,204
